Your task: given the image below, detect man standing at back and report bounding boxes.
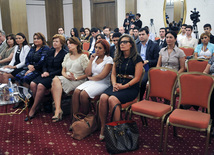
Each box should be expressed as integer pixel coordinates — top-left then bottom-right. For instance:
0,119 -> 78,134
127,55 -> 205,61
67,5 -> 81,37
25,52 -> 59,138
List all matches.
134,13 -> 142,29
179,25 -> 198,48
136,28 -> 159,100
156,27 -> 167,49
0,30 -> 7,54
88,27 -> 99,54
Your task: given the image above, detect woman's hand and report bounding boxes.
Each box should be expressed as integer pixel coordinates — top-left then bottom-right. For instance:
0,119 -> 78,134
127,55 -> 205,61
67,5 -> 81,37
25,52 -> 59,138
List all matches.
41,72 -> 49,77
25,70 -> 32,76
66,72 -> 75,81
113,83 -> 125,92
28,65 -> 35,71
3,65 -> 15,69
90,53 -> 96,62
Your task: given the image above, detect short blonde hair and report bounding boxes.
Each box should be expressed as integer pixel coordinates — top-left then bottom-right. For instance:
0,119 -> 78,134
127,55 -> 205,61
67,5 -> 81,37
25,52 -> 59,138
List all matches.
200,32 -> 210,40
52,34 -> 66,46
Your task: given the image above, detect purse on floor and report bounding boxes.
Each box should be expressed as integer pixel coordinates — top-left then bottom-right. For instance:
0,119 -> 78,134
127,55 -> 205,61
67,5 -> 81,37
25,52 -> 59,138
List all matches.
104,104 -> 139,154
71,113 -> 97,140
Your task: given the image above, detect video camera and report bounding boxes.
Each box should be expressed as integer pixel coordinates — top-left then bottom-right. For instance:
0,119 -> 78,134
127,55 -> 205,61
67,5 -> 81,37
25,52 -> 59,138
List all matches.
190,8 -> 200,25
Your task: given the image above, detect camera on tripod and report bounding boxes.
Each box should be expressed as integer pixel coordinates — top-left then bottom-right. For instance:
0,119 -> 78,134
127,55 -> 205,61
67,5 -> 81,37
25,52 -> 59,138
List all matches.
190,8 -> 200,25
190,8 -> 200,39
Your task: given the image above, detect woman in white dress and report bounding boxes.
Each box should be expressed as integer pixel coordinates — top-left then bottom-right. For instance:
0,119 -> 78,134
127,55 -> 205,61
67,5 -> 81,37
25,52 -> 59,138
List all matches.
51,37 -> 89,122
71,39 -> 113,123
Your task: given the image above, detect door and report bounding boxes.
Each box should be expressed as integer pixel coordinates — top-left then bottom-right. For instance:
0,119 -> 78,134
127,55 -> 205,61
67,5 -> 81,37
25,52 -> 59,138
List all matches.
91,0 -> 117,30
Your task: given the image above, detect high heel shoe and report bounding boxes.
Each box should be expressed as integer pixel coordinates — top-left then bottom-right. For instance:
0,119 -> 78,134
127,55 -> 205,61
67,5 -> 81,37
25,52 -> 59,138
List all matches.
24,114 -> 35,121
52,111 -> 63,122
99,134 -> 105,141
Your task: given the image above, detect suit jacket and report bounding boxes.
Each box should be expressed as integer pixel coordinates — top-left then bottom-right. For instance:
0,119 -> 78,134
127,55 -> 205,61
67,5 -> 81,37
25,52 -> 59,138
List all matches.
155,39 -> 167,49
110,45 -> 116,58
88,37 -> 94,51
134,20 -> 142,29
137,40 -> 160,68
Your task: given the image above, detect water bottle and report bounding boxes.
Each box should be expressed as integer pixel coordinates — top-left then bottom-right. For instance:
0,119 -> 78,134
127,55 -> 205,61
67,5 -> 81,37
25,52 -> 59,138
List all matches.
8,78 -> 14,104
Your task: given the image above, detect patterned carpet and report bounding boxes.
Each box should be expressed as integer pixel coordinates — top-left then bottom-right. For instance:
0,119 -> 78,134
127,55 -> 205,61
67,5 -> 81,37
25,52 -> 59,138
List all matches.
0,104 -> 214,155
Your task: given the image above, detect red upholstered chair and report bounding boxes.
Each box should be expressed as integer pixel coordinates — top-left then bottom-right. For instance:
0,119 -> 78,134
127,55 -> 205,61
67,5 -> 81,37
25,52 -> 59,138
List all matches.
187,59 -> 208,72
83,42 -> 90,51
130,67 -> 178,151
163,72 -> 214,155
179,46 -> 194,59
82,50 -> 90,58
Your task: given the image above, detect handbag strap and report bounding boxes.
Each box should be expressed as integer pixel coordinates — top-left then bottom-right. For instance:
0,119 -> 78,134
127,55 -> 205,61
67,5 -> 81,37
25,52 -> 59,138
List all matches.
110,103 -> 122,122
73,112 -> 87,121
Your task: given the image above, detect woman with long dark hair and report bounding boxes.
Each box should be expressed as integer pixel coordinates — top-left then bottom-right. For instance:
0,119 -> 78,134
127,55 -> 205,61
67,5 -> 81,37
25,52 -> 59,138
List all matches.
98,35 -> 143,141
0,32 -> 30,83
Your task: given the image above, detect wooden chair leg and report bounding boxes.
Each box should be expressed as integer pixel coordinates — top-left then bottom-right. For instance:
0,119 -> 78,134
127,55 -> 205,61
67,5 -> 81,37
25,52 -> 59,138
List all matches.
163,119 -> 169,155
159,117 -> 165,152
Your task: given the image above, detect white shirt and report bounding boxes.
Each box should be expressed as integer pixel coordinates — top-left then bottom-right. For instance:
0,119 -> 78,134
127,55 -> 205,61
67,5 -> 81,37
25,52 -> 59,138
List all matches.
177,33 -> 186,43
89,37 -> 96,53
179,37 -> 198,49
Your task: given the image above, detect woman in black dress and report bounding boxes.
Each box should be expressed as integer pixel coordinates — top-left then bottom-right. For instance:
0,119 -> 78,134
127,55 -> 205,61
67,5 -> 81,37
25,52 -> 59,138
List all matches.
98,34 -> 144,141
25,34 -> 67,121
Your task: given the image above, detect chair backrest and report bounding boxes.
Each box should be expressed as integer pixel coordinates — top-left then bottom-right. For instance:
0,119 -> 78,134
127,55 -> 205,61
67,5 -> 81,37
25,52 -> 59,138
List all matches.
187,59 -> 208,72
147,67 -> 178,103
179,46 -> 194,59
178,72 -> 214,112
82,50 -> 90,58
83,42 -> 90,50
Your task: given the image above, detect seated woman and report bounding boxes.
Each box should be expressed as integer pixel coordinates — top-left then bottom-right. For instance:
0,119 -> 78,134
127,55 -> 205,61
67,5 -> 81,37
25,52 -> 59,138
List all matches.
25,34 -> 67,121
15,32 -> 50,87
98,35 -> 143,141
194,32 -> 214,59
51,37 -> 89,122
0,33 -> 30,83
81,28 -> 91,43
70,28 -> 80,41
71,39 -> 113,124
156,30 -> 186,74
0,34 -> 16,67
203,56 -> 214,132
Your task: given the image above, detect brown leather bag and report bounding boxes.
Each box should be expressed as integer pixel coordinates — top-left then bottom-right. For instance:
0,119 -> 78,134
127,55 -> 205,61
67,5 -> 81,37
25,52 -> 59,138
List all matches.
71,113 -> 97,140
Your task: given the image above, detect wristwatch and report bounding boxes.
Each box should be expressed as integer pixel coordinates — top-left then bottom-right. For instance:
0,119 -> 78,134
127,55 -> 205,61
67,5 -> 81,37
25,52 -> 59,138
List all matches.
75,77 -> 77,81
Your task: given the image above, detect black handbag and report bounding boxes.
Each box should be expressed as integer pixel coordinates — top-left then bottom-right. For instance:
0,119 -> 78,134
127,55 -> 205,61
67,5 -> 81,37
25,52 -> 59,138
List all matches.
104,104 -> 139,154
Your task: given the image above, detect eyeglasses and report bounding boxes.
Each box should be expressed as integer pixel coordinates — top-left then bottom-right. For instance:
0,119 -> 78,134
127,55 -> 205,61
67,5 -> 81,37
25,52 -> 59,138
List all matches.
120,41 -> 130,44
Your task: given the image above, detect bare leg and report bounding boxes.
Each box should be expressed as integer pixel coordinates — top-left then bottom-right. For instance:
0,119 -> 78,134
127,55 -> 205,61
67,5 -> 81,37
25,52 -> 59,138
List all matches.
23,83 -> 30,88
29,83 -> 46,116
30,82 -> 37,98
99,94 -> 109,136
108,96 -> 121,121
71,89 -> 81,123
79,90 -> 90,115
0,73 -> 3,83
2,73 -> 14,83
51,77 -> 63,117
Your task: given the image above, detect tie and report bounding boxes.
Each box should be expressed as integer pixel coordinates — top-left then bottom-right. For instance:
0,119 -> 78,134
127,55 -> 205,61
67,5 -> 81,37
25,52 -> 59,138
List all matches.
160,40 -> 164,47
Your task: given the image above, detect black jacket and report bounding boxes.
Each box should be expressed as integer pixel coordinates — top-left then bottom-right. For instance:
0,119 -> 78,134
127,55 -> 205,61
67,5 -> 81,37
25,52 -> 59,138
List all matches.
136,40 -> 160,68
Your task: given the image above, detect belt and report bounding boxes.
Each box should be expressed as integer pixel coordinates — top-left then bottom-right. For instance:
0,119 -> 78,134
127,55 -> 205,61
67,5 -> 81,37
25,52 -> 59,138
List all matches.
117,74 -> 134,79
